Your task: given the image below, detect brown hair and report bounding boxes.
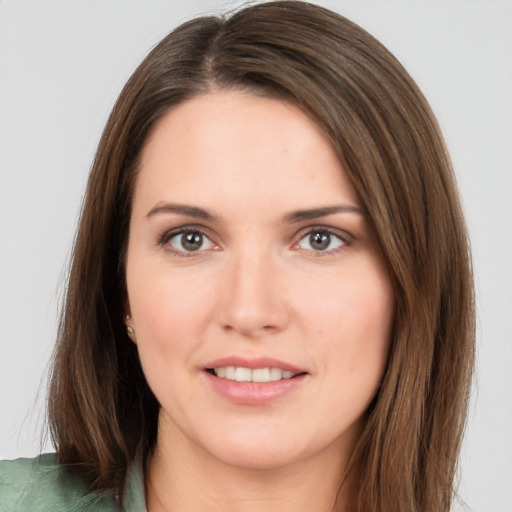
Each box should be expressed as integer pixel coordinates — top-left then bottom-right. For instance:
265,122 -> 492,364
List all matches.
48,2 -> 475,511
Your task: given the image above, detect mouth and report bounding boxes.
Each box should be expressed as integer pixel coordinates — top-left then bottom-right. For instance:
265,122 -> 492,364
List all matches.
206,366 -> 305,383
203,359 -> 308,405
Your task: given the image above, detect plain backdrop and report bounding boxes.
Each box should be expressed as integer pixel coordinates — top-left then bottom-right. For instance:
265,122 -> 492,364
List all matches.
0,1 -> 511,510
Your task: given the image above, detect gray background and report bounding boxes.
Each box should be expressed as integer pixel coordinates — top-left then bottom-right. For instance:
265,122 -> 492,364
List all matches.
1,1 -> 511,510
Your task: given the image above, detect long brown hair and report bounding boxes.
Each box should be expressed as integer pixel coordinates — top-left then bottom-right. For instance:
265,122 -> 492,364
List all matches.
48,2 -> 475,511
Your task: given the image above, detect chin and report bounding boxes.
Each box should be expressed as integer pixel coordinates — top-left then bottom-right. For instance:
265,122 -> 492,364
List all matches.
195,426 -> 331,472
211,444 -> 303,471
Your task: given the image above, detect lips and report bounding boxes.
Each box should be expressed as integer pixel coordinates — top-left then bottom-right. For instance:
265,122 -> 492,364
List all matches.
205,356 -> 305,378
203,356 -> 307,405
212,366 -> 298,382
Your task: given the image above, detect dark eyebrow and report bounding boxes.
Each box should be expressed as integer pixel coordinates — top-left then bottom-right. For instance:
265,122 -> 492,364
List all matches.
283,205 -> 365,223
146,203 -> 218,221
146,203 -> 363,223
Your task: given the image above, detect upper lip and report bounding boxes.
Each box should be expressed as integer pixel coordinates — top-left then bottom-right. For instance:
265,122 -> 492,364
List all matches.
204,356 -> 307,374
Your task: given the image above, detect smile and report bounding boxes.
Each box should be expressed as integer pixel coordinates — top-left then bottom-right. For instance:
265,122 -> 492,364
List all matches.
211,366 -> 299,383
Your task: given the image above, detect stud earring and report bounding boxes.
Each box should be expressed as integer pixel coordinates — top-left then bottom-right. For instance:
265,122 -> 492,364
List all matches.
125,314 -> 136,340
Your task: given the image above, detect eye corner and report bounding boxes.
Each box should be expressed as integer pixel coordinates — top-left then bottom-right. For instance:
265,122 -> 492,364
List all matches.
157,226 -> 219,257
294,226 -> 352,256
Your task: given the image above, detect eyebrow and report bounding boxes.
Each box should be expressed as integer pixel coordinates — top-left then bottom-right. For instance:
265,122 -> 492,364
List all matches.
146,202 -> 364,223
146,203 -> 218,221
283,205 -> 365,223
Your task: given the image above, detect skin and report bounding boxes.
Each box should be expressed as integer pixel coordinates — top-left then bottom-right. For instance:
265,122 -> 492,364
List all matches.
125,91 -> 395,512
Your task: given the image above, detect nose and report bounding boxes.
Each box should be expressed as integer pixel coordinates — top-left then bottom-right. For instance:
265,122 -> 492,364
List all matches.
216,248 -> 290,337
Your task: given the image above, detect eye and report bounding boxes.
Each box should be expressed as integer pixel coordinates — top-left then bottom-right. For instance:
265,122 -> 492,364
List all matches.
297,229 -> 346,253
167,230 -> 215,253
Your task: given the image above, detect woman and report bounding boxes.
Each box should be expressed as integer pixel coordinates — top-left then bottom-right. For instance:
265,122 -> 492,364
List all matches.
0,1 -> 474,511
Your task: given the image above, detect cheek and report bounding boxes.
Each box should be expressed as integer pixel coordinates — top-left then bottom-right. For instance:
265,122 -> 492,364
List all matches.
129,259 -> 210,330
126,261 -> 217,380
299,261 -> 394,377
127,280 -> 198,405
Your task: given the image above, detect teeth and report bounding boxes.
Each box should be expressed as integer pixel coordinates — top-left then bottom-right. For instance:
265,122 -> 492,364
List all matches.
235,367 -> 252,382
269,367 -> 282,381
252,368 -> 270,383
225,366 -> 236,380
212,366 -> 298,383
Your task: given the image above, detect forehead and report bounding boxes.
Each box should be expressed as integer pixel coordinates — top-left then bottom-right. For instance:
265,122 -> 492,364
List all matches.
134,91 -> 359,213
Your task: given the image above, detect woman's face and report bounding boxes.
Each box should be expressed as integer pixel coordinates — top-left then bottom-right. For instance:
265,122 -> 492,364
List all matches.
125,91 -> 394,471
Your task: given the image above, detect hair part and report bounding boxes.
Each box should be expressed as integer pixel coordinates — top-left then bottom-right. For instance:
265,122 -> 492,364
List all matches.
48,2 -> 475,511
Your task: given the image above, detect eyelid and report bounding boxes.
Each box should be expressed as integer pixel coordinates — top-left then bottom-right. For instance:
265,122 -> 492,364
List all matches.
292,225 -> 353,253
158,225 -> 219,256
157,223 -> 353,257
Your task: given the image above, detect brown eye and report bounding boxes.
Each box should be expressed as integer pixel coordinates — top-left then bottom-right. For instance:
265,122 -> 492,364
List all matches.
298,230 -> 344,252
168,230 -> 213,252
310,232 -> 330,251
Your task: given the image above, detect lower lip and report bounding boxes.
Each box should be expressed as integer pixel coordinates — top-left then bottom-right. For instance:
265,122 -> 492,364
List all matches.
204,371 -> 307,405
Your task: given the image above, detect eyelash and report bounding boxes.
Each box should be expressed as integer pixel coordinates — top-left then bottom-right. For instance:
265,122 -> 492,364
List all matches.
157,225 -> 352,258
293,226 -> 352,256
158,226 -> 215,258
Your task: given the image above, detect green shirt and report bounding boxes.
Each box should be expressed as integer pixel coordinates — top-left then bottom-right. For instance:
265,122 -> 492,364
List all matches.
0,454 -> 147,511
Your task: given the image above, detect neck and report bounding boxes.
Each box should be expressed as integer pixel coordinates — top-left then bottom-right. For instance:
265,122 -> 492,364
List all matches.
145,417 -> 358,512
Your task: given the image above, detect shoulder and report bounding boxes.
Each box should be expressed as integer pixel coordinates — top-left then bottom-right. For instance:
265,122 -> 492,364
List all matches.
0,454 -> 119,512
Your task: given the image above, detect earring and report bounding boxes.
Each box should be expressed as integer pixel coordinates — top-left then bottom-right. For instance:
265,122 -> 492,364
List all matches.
125,314 -> 136,340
